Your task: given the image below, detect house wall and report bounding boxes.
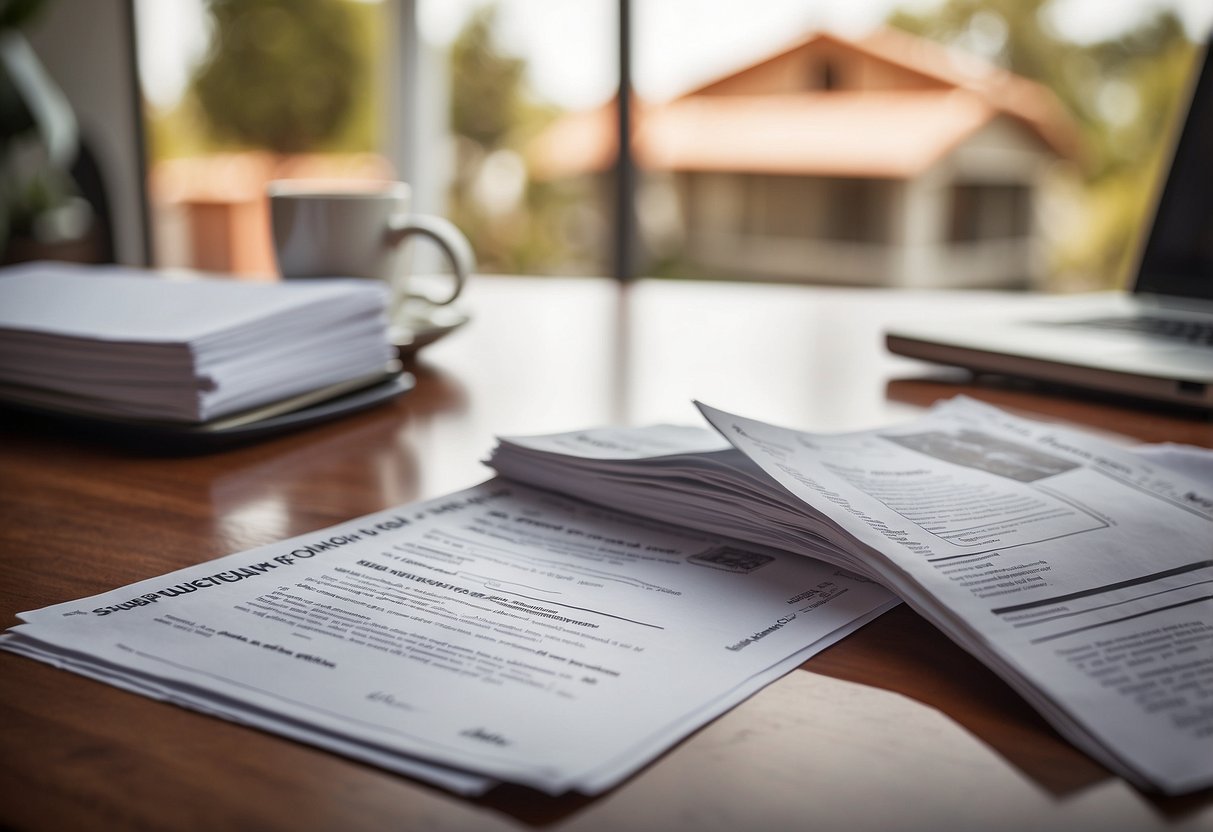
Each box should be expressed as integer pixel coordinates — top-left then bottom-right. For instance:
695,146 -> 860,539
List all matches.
944,117 -> 1054,183
922,117 -> 1055,288
675,117 -> 1056,288
678,173 -> 901,283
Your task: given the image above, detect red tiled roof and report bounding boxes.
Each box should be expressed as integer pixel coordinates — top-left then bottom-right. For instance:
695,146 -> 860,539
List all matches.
528,28 -> 1081,180
645,90 -> 997,178
852,28 -> 1081,159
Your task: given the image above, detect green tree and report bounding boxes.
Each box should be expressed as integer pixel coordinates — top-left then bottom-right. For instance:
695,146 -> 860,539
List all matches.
192,0 -> 366,154
450,5 -> 526,148
889,0 -> 1197,287
446,4 -> 572,274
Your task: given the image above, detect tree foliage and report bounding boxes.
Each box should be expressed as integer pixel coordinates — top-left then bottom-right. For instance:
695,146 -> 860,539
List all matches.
446,4 -> 574,274
449,5 -> 527,149
889,0 -> 1198,286
192,0 -> 366,154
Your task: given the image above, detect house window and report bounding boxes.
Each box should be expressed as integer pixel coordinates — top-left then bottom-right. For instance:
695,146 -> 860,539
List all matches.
738,176 -> 885,244
817,58 -> 840,91
949,183 -> 1031,242
825,178 -> 881,243
743,176 -> 816,238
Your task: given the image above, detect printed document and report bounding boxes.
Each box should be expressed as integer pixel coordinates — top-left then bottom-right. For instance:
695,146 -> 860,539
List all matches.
2,481 -> 895,795
695,397 -> 1213,795
488,398 -> 1213,795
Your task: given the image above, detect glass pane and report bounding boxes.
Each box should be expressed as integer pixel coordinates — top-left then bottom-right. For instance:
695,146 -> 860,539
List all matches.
129,0 -> 1211,287
134,0 -> 394,279
628,0 -> 1210,289
420,0 -> 615,277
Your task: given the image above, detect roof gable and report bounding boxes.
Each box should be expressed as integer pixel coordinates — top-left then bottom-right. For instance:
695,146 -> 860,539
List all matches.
528,28 -> 1082,180
686,31 -> 954,97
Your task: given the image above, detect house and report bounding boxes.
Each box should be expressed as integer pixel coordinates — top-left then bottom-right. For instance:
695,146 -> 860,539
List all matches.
529,28 -> 1082,288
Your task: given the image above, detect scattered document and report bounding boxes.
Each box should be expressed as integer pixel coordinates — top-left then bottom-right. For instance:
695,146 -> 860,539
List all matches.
489,398 -> 1213,795
1,481 -> 896,795
0,262 -> 395,422
8,396 -> 1208,795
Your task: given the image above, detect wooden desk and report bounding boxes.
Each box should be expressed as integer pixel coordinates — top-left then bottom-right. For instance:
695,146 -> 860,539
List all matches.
1,276 -> 1210,831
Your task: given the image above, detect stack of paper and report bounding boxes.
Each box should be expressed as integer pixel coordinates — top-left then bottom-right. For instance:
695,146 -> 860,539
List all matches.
7,398 -> 1209,795
0,262 -> 396,422
488,399 -> 1213,795
487,425 -> 877,578
0,480 -> 897,795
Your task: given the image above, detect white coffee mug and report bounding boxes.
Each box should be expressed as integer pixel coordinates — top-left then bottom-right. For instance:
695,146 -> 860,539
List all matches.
268,180 -> 473,313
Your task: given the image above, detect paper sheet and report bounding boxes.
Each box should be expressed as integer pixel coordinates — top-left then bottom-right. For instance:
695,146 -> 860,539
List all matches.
4,480 -> 896,794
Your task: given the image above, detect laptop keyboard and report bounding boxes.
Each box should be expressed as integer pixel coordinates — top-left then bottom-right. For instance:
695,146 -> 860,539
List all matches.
1062,315 -> 1213,346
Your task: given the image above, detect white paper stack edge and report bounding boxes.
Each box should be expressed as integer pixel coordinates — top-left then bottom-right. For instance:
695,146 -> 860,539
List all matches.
0,262 -> 395,423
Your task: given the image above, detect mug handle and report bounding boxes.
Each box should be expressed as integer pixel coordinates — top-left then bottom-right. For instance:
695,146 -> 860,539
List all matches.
385,214 -> 475,306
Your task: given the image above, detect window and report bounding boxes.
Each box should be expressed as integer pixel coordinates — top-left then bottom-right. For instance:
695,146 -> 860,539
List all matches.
133,0 -> 396,278
107,0 -> 1212,290
949,183 -> 1031,243
817,58 -> 840,91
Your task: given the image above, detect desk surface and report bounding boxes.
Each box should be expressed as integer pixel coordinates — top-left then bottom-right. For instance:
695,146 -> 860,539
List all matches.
2,276 -> 1211,831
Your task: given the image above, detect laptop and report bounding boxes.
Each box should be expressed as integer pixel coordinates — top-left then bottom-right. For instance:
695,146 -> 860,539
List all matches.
886,39 -> 1213,410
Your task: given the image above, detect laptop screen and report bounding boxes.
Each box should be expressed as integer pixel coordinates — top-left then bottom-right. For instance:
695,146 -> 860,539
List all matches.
1135,39 -> 1213,300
